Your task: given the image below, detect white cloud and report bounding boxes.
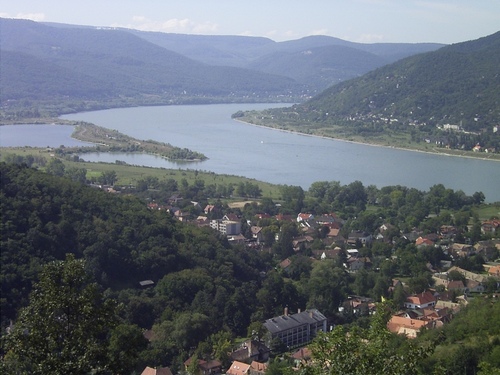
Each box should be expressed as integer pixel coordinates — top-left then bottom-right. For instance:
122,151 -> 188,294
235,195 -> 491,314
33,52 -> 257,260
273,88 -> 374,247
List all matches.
0,12 -> 45,21
112,16 -> 218,34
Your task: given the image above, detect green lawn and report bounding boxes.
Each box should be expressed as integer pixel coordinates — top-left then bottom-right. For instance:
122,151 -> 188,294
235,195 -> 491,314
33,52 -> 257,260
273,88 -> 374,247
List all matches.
474,203 -> 500,220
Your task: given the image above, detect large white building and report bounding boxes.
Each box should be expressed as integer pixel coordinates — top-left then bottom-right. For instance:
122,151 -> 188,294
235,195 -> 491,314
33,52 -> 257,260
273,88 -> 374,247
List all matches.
263,309 -> 327,349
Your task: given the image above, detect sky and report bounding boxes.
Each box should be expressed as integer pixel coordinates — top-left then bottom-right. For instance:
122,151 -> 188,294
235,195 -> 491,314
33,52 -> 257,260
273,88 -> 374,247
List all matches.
1,0 -> 499,44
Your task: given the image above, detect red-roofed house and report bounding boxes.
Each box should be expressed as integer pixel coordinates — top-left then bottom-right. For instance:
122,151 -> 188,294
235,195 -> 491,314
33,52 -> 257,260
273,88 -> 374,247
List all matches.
184,357 -> 222,375
447,280 -> 466,293
488,265 -> 500,279
297,213 -> 314,223
387,316 -> 433,338
226,361 -> 251,375
249,361 -> 268,375
404,290 -> 436,309
141,367 -> 173,375
415,237 -> 434,247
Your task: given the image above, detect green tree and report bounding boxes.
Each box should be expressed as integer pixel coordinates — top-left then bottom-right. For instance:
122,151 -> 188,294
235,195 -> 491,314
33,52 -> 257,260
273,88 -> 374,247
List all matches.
307,260 -> 348,316
305,303 -> 435,375
3,254 -> 118,375
107,323 -> 148,374
45,158 -> 65,177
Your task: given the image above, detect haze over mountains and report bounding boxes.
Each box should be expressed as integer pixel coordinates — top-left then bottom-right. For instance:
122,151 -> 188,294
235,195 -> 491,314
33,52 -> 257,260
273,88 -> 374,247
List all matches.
1,18 -> 443,108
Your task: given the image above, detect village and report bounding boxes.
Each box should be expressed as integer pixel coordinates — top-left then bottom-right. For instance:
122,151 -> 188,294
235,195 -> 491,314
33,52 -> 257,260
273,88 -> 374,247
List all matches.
141,194 -> 500,375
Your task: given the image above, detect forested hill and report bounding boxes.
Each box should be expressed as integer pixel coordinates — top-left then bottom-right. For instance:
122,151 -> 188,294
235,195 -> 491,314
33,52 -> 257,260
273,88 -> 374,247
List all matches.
274,31 -> 500,131
0,162 -> 265,332
0,18 -> 304,108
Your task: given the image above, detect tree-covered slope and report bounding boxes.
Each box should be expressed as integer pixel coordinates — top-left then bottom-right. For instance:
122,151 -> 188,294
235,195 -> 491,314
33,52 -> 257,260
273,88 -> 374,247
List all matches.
0,18 -> 304,105
294,31 -> 500,130
131,31 -> 443,93
0,163 -> 265,329
247,44 -> 388,91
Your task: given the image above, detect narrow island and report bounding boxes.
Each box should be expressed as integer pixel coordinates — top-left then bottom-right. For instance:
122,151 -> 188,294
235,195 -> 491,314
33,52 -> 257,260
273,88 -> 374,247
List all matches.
59,121 -> 207,162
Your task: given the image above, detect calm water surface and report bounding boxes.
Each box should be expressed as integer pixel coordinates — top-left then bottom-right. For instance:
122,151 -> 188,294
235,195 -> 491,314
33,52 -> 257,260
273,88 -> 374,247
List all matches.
3,104 -> 499,202
0,124 -> 90,147
61,104 -> 500,202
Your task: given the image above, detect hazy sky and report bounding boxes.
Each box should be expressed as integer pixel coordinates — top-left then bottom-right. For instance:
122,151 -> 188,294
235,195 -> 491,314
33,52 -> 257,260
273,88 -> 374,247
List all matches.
1,0 -> 499,44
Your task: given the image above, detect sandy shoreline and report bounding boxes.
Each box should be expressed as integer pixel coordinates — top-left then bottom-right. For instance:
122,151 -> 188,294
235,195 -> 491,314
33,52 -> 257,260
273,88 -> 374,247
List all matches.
233,118 -> 500,163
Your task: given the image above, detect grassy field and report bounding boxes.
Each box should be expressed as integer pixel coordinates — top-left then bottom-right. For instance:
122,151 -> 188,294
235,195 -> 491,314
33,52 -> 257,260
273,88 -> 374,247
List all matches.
475,203 -> 500,220
0,147 -> 283,199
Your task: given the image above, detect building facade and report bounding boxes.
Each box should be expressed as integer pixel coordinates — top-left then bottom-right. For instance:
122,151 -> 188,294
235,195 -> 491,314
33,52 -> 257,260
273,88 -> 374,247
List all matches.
263,309 -> 327,349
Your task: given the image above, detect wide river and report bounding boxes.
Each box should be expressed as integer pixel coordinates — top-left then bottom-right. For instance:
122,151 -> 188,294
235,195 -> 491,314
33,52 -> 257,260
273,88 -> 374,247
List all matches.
2,103 -> 499,202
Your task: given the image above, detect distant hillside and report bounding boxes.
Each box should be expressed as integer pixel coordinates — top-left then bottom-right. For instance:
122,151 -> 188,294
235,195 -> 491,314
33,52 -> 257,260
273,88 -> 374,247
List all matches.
130,31 -> 444,93
256,31 -> 500,132
247,44 -> 388,91
306,31 -> 500,130
0,18 -> 305,110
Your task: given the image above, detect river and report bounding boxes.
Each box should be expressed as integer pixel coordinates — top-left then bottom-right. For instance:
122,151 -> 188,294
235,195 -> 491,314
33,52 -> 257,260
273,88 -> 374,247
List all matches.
2,103 -> 499,201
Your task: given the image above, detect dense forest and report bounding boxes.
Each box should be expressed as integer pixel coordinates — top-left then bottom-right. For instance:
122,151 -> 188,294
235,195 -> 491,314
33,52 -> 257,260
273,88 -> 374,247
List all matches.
1,162 -> 499,374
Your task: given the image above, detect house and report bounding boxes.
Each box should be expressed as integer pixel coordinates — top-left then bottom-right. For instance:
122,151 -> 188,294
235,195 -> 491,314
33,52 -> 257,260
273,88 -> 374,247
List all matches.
475,241 -> 499,261
327,227 -> 341,237
297,213 -> 314,223
168,194 -> 183,204
404,290 -> 436,309
447,266 -> 487,283
195,216 -> 210,227
230,340 -> 270,363
141,366 -> 173,375
347,231 -> 372,246
204,204 -> 216,215
184,357 -> 222,375
263,309 -> 327,349
466,279 -> 485,293
278,258 -> 292,272
415,237 -> 435,248
210,219 -> 241,236
292,236 -> 314,251
447,280 -> 466,293
226,361 -> 251,375
249,361 -> 268,375
174,210 -> 190,222
275,213 -> 294,222
312,248 -> 342,260
251,226 -> 264,243
440,225 -> 457,239
451,243 -> 474,257
388,279 -> 403,294
481,219 -> 500,234
224,213 -> 240,222
387,315 -> 433,338
488,265 -> 500,279
379,223 -> 395,232
315,214 -> 341,226
291,347 -> 312,367
341,295 -> 376,315
346,257 -> 371,272
199,360 -> 223,375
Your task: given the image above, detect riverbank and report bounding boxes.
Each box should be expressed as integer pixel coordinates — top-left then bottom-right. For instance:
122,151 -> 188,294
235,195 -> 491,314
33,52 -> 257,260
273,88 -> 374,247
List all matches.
233,118 -> 500,162
1,121 -> 207,162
